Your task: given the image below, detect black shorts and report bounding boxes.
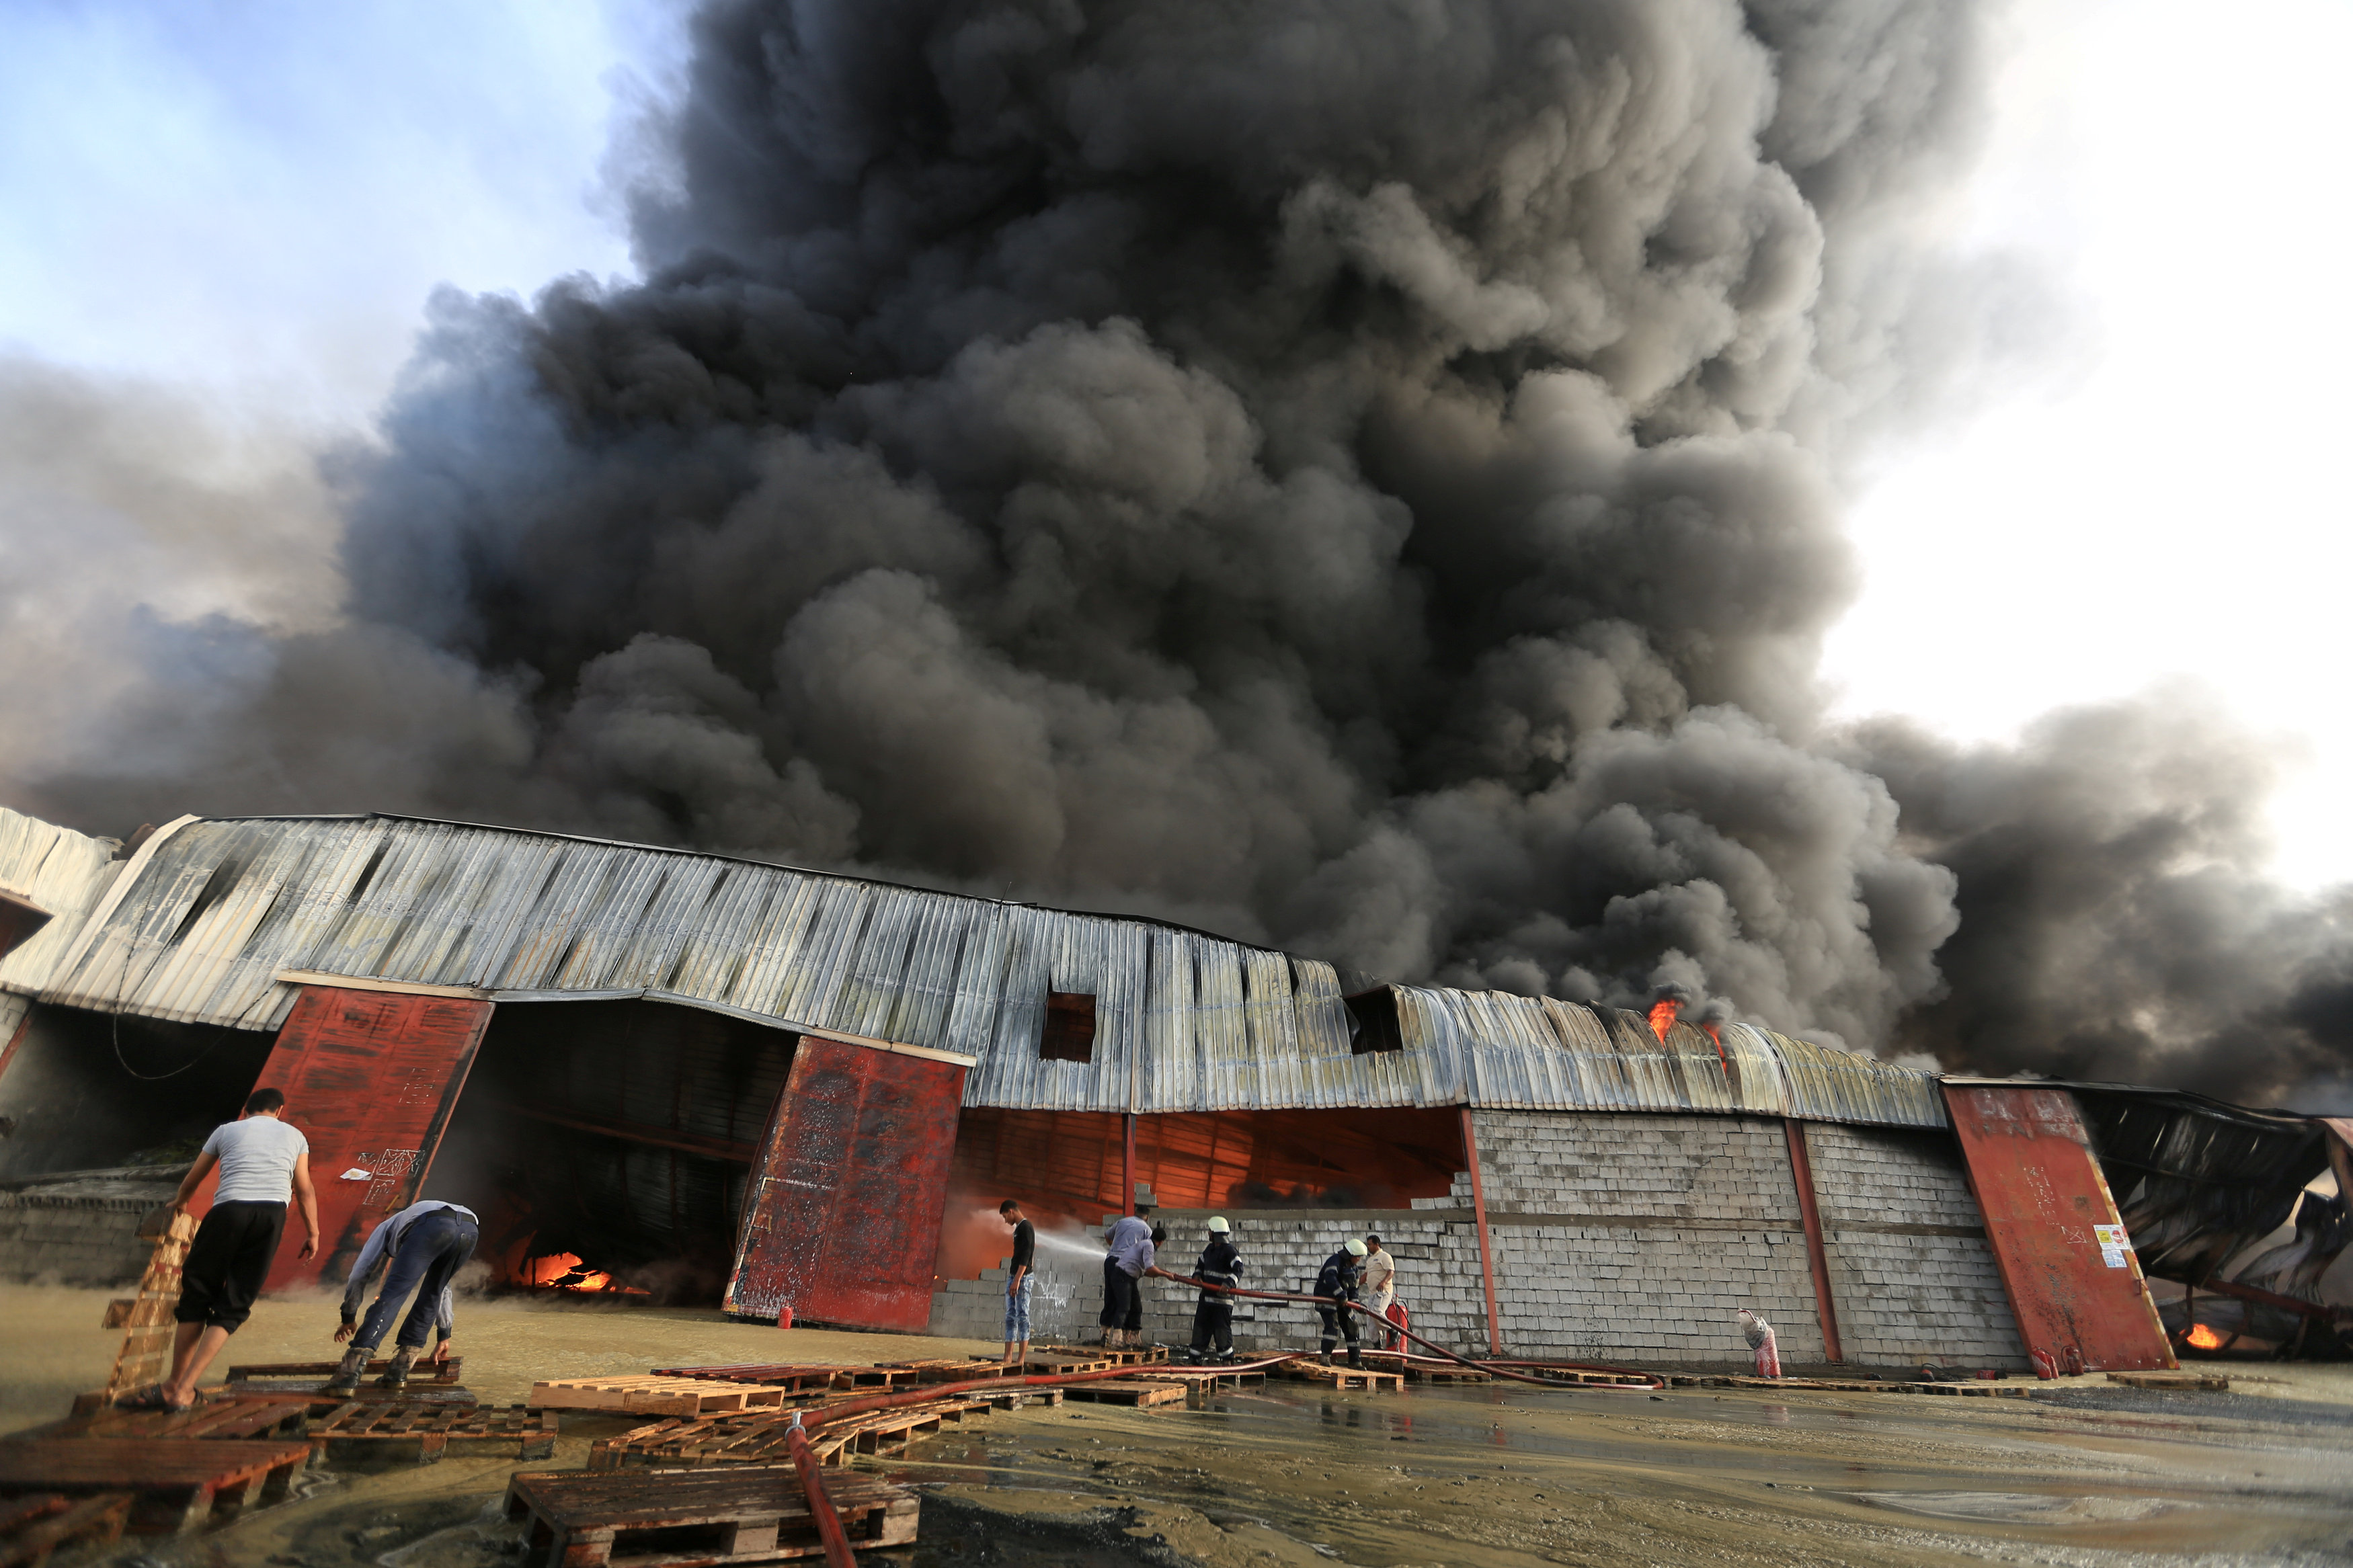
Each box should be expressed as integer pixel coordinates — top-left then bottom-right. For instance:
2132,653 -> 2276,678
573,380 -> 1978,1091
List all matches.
175,1200 -> 286,1332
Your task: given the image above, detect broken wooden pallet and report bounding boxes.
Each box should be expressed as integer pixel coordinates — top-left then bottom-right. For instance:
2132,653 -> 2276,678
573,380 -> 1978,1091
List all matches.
651,1364 -> 920,1395
1279,1363 -> 1405,1393
307,1403 -> 557,1464
506,1462 -> 916,1566
649,1365 -> 846,1396
529,1376 -> 792,1417
1058,1379 -> 1187,1409
0,1437 -> 307,1535
95,1212 -> 196,1408
0,1493 -> 132,1568
589,1400 -> 994,1474
226,1356 -> 464,1385
2108,1371 -> 2229,1392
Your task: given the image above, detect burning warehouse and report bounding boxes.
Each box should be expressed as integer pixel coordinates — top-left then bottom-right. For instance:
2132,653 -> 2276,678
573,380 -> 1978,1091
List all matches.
1,803 -> 2346,1373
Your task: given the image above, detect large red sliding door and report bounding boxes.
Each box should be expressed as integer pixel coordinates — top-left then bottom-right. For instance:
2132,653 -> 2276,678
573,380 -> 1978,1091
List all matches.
1945,1083 -> 2175,1373
200,985 -> 492,1292
725,1034 -> 969,1331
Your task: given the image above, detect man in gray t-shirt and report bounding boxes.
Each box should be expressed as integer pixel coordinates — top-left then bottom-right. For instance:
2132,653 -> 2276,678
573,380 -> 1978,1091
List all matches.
127,1088 -> 320,1411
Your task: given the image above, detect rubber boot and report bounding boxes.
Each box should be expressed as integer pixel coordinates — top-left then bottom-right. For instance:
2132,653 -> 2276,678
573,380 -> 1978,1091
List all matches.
376,1345 -> 420,1391
1347,1346 -> 1364,1370
1320,1346 -> 1334,1365
322,1346 -> 369,1396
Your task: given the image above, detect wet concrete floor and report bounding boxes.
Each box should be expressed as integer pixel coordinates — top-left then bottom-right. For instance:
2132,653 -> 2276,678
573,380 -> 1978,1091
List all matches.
6,1287 -> 2348,1567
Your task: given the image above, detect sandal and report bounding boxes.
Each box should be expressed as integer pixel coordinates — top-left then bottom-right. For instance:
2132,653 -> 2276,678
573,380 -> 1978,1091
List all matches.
114,1385 -> 181,1411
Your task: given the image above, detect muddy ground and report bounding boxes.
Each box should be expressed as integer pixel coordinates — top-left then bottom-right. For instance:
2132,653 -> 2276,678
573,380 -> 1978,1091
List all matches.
5,1286 -> 2350,1567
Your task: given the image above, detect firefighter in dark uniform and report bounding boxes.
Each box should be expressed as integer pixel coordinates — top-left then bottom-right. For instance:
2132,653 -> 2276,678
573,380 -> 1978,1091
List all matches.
1315,1237 -> 1368,1367
1184,1216 -> 1243,1362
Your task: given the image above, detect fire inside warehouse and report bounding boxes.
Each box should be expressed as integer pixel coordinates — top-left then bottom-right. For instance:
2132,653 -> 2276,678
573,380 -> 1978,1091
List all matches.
1,806 -> 2346,1369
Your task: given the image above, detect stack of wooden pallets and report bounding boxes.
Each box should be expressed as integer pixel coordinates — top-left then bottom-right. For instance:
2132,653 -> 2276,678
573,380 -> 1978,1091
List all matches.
506,1464 -> 917,1566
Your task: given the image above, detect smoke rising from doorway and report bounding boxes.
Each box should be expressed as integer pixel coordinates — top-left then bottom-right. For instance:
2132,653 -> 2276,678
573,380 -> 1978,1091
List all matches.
5,0 -> 2348,1103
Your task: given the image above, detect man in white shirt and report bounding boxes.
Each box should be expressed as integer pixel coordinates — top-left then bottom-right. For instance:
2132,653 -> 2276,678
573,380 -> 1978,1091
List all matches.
1361,1234 -> 1398,1348
326,1197 -> 481,1393
131,1088 -> 319,1411
1099,1203 -> 1165,1350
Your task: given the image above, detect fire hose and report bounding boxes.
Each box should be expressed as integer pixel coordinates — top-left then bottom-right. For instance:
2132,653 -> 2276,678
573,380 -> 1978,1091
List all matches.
781,1278 -> 1659,1564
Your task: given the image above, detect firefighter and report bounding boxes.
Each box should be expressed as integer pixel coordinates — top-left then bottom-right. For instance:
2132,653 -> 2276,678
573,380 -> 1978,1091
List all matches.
1314,1237 -> 1368,1367
1183,1216 -> 1243,1363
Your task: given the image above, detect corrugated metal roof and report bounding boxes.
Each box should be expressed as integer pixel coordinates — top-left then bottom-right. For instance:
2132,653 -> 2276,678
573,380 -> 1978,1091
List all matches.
30,812 -> 1944,1126
0,807 -> 121,998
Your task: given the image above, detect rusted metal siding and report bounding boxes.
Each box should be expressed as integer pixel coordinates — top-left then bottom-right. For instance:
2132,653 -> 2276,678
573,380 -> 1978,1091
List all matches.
1944,1083 -> 2176,1374
28,812 -> 1944,1126
196,984 -> 493,1292
724,1035 -> 967,1331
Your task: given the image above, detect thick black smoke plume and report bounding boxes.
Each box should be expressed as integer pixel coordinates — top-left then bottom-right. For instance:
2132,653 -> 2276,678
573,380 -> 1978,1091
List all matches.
8,0 -> 2348,1103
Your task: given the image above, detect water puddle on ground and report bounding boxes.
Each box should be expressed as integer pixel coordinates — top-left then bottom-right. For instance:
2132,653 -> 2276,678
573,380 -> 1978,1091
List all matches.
869,1380 -> 2353,1567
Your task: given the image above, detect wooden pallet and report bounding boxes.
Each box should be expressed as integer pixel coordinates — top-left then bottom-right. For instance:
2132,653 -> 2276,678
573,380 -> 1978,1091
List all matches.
1134,1366 -> 1268,1389
1059,1380 -> 1186,1409
1279,1363 -> 1404,1393
506,1463 -> 916,1566
227,1357 -> 465,1385
590,1401 -> 994,1474
530,1376 -> 792,1417
651,1366 -> 846,1397
1016,1353 -> 1113,1376
96,1212 -> 197,1407
0,1438 -> 307,1534
1688,1375 -> 2032,1398
221,1382 -> 477,1407
886,1360 -> 1025,1385
2108,1372 -> 2229,1392
1031,1344 -> 1167,1366
307,1403 -> 557,1464
99,1298 -> 171,1331
0,1493 -> 132,1567
41,1399 -> 312,1444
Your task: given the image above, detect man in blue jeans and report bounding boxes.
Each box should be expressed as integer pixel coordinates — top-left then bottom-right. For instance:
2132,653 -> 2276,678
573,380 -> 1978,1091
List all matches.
325,1198 -> 479,1393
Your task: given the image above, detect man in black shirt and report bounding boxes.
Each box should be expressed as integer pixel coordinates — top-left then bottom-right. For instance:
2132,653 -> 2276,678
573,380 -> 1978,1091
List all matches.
999,1200 -> 1036,1368
1183,1216 -> 1243,1363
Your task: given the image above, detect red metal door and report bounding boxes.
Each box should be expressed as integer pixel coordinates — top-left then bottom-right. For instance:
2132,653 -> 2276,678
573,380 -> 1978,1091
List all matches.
725,1035 -> 967,1331
1944,1083 -> 2176,1373
197,985 -> 492,1292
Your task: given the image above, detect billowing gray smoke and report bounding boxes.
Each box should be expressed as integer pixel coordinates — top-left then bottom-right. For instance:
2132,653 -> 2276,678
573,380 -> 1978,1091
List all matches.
10,0 -> 2348,1103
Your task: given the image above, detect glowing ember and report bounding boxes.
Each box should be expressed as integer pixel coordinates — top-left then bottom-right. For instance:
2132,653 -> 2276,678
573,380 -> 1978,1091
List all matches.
2186,1323 -> 2225,1351
519,1252 -> 647,1295
1647,999 -> 1679,1042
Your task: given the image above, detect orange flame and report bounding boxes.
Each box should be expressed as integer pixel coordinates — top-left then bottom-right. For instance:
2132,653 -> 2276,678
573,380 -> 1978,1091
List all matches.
1647,999 -> 1679,1042
2185,1323 -> 2224,1351
518,1251 -> 648,1296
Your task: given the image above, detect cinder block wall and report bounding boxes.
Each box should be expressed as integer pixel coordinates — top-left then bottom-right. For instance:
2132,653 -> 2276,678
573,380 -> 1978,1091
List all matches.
0,1188 -> 158,1286
923,1210 -> 1492,1356
1468,1110 -> 1824,1365
925,1108 -> 2030,1370
1803,1122 -> 2026,1367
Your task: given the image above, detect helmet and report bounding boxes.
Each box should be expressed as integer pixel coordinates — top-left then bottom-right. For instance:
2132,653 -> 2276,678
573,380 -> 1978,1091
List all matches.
1344,1239 -> 1368,1257
1207,1216 -> 1231,1233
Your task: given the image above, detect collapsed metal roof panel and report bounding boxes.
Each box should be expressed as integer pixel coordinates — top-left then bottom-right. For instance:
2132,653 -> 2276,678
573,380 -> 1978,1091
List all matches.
29,811 -> 1944,1124
0,807 -> 121,997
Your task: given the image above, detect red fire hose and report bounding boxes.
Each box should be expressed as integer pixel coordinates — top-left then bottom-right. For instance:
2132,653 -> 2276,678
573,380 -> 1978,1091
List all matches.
783,1277 -> 1659,1563
783,1356 -> 1300,1567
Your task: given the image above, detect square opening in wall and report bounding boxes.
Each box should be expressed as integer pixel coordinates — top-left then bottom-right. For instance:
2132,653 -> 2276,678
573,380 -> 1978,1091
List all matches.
1345,987 -> 1403,1055
1041,992 -> 1096,1062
